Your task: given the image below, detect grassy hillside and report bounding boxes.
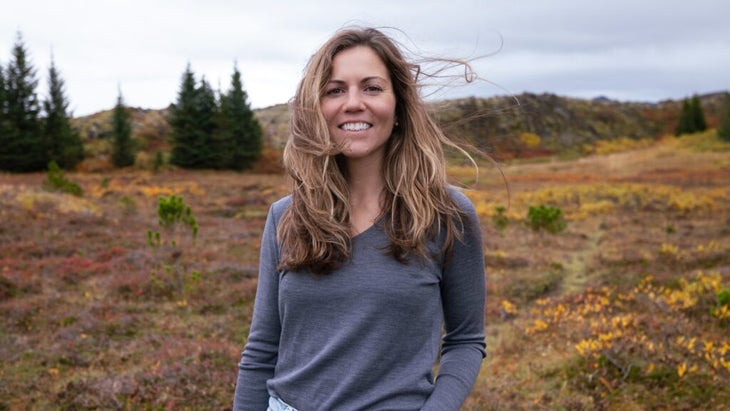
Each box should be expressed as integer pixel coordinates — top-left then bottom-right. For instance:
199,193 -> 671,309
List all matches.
69,92 -> 728,168
1,131 -> 728,409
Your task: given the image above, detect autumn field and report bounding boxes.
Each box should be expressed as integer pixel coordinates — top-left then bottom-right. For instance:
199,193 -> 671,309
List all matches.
1,132 -> 729,410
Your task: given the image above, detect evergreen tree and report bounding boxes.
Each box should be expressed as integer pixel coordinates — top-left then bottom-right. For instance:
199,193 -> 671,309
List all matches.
169,63 -> 262,170
221,64 -> 262,170
217,87 -> 233,167
676,95 -> 708,136
675,99 -> 694,136
195,77 -> 220,168
0,32 -> 46,171
111,90 -> 135,167
43,56 -> 84,169
690,95 -> 707,132
718,93 -> 730,142
170,65 -> 210,168
0,62 -> 7,140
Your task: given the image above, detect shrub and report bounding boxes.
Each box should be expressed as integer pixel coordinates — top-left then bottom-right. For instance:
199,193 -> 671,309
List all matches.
526,205 -> 566,234
147,195 -> 199,294
492,205 -> 509,232
713,289 -> 730,321
42,161 -> 83,197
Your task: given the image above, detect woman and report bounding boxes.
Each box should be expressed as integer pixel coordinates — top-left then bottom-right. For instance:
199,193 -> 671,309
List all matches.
234,27 -> 486,411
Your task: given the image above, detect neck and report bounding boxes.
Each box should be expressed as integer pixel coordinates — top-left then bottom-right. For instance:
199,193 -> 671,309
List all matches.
345,155 -> 385,235
346,155 -> 384,202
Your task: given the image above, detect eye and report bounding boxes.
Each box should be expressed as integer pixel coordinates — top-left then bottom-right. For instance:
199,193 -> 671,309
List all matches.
364,85 -> 383,93
325,87 -> 345,96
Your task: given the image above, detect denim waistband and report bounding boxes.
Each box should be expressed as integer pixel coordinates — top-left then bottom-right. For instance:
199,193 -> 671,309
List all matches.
268,396 -> 297,411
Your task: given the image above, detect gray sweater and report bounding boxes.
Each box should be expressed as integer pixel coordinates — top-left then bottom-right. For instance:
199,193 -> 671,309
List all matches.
234,188 -> 486,411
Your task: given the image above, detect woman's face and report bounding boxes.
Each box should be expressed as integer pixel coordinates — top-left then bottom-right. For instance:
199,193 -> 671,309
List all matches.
320,45 -> 396,163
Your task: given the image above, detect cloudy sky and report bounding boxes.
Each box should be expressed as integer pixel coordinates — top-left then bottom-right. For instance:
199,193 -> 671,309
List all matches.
3,0 -> 729,116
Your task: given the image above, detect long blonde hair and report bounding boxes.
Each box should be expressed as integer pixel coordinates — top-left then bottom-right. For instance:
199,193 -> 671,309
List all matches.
278,27 -> 473,274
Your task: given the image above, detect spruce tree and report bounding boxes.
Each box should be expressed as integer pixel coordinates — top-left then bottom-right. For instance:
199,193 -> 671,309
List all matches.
43,57 -> 84,169
690,95 -> 707,132
195,77 -> 219,168
170,65 -> 209,168
221,65 -> 262,170
111,90 -> 135,167
0,32 -> 46,171
169,63 -> 262,170
217,88 -> 233,167
0,62 -> 7,141
675,99 -> 694,136
718,93 -> 730,142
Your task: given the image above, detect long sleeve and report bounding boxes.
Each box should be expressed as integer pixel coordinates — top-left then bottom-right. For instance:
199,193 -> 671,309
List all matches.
422,191 -> 486,411
233,204 -> 282,411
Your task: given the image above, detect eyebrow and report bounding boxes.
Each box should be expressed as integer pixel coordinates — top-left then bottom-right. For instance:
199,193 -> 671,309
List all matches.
327,76 -> 388,84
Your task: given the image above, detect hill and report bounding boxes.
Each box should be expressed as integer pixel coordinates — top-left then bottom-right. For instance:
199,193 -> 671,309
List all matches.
69,92 -> 728,167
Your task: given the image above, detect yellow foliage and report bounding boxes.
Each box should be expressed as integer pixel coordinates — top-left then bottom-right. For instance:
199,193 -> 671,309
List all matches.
446,165 -> 479,186
515,183 -> 723,220
659,243 -> 679,258
574,200 -> 614,220
677,362 -> 687,378
519,132 -> 542,148
662,129 -> 730,152
713,305 -> 730,320
575,338 -> 605,357
500,300 -> 519,316
15,191 -> 102,216
525,319 -> 549,334
88,178 -> 205,199
138,185 -> 176,198
587,136 -> 655,155
526,269 -> 730,388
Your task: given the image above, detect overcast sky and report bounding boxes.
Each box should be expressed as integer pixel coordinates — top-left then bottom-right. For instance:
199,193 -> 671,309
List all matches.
3,0 -> 729,117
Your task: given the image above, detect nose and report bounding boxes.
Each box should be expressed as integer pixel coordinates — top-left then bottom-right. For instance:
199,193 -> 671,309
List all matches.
344,89 -> 365,112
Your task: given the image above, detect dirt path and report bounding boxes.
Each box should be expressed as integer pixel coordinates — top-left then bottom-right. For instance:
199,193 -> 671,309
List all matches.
561,219 -> 605,294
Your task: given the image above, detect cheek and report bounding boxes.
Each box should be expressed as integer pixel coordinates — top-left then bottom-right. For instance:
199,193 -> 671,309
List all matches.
380,99 -> 397,123
320,102 -> 337,126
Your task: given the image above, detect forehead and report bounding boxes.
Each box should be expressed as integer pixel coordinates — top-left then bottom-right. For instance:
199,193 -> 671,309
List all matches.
329,46 -> 389,79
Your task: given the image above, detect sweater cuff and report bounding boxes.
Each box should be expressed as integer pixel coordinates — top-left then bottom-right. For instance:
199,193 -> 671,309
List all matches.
421,347 -> 484,411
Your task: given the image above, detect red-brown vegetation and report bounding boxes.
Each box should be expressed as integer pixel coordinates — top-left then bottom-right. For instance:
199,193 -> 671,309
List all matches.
1,133 -> 729,410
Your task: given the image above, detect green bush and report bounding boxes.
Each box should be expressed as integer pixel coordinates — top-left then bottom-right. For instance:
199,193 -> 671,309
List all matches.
492,205 -> 509,232
718,289 -> 730,307
526,204 -> 566,234
147,195 -> 199,294
154,195 -> 198,238
42,161 -> 83,197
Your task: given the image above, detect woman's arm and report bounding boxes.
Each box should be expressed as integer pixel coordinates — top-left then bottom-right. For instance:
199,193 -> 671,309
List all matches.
423,190 -> 486,411
233,204 -> 283,411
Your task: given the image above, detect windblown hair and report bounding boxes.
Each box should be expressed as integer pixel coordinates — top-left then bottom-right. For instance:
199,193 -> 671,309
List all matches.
278,26 -> 474,274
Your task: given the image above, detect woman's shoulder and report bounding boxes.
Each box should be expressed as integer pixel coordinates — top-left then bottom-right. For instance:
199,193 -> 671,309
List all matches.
271,194 -> 292,211
446,185 -> 477,214
270,195 -> 293,219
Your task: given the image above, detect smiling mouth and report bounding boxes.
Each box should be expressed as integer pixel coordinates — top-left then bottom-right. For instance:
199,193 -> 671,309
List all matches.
339,122 -> 372,131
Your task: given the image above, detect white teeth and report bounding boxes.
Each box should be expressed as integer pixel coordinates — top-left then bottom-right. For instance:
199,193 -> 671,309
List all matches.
341,122 -> 371,131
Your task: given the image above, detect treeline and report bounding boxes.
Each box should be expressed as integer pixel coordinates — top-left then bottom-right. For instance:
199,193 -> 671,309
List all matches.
0,33 -> 84,172
675,95 -> 708,136
0,32 -> 263,173
675,93 -> 730,141
168,64 -> 262,170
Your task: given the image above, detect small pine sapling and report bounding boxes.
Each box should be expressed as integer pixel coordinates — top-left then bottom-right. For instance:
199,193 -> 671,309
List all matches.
147,195 -> 199,294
